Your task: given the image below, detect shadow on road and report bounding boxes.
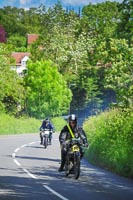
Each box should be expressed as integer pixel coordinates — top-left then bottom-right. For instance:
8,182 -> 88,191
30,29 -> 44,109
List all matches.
0,175 -> 55,200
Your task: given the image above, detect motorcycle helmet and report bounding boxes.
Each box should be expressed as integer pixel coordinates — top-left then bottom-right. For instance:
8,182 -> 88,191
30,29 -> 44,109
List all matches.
68,114 -> 77,125
45,118 -> 49,123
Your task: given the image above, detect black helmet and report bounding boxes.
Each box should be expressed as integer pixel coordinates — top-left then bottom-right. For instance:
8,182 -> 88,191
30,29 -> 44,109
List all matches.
45,118 -> 49,122
69,114 -> 77,124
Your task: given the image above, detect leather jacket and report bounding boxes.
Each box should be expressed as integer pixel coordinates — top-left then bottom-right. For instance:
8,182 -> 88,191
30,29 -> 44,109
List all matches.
59,124 -> 88,145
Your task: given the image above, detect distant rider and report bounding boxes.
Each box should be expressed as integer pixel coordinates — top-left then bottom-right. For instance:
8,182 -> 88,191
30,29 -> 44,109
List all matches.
39,118 -> 54,145
58,114 -> 88,172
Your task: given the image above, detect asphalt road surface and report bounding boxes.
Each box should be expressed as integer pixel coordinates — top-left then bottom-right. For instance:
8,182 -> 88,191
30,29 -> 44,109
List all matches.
0,133 -> 133,200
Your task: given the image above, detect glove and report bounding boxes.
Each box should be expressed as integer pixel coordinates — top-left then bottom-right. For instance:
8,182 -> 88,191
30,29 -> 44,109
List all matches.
84,143 -> 88,147
83,139 -> 87,144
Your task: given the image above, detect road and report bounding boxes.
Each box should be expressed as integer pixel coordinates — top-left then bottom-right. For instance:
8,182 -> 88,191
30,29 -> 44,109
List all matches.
0,133 -> 133,200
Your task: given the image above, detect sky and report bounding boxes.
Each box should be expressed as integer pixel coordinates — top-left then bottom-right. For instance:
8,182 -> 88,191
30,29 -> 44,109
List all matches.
0,0 -> 123,9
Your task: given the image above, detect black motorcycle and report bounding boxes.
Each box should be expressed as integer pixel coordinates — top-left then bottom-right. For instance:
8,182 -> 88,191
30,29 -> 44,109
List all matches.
64,138 -> 82,179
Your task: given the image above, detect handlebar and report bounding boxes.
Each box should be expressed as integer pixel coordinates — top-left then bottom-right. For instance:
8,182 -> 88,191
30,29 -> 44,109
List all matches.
61,138 -> 88,148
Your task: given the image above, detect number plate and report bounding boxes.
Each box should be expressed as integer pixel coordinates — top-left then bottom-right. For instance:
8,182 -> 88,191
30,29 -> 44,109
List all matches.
42,131 -> 49,137
72,145 -> 79,152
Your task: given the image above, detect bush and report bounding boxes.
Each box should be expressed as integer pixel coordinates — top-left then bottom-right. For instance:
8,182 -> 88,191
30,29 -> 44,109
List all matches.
83,108 -> 133,178
51,116 -> 67,132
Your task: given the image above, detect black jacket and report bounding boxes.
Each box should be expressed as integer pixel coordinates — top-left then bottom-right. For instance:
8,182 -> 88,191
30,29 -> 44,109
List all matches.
59,124 -> 88,145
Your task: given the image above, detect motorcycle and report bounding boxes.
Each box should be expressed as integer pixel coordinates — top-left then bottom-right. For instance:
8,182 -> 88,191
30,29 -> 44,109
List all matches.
64,138 -> 82,179
41,129 -> 51,149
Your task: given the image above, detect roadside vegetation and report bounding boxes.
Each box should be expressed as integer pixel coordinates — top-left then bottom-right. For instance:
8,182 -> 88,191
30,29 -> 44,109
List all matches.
0,113 -> 40,135
83,107 -> 133,178
51,116 -> 67,132
0,114 -> 66,135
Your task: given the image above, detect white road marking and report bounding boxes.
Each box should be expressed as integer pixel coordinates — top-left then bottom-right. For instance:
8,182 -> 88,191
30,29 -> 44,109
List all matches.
23,168 -> 37,179
14,148 -> 20,153
12,141 -> 69,200
44,185 -> 69,200
13,158 -> 21,166
21,144 -> 27,148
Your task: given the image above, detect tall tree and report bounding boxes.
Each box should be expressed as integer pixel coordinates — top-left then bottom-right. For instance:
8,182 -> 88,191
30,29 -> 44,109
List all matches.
117,0 -> 133,45
24,60 -> 72,118
0,44 -> 25,114
92,38 -> 133,107
29,5 -> 103,112
81,1 -> 120,38
105,38 -> 133,107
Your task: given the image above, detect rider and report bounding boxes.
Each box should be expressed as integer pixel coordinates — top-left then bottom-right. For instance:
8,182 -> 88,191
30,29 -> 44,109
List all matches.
58,114 -> 88,172
39,118 -> 54,145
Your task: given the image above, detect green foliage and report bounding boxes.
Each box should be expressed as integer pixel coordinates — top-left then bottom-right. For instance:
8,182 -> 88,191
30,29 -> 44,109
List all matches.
81,1 -> 120,38
0,113 -> 40,135
7,34 -> 26,48
24,60 -> 72,118
83,108 -> 133,178
69,66 -> 103,110
51,116 -> 67,132
117,0 -> 133,44
90,37 -> 133,107
0,44 -> 25,115
1,1 -> 130,112
0,113 -> 66,135
104,38 -> 133,107
0,113 -> 65,138
31,14 -> 102,111
0,6 -> 41,37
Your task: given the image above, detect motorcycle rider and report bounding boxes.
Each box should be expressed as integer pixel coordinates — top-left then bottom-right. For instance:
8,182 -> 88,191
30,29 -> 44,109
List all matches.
58,114 -> 88,172
39,118 -> 54,145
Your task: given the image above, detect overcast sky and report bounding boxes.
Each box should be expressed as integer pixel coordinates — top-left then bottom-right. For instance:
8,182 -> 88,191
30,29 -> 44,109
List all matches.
0,0 -> 123,9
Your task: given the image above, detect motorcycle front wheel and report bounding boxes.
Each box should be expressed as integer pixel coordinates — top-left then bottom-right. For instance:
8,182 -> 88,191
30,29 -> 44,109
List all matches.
73,153 -> 80,179
65,157 -> 70,177
43,136 -> 48,149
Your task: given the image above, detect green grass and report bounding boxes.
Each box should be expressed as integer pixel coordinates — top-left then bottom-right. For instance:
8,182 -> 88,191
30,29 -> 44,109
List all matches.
0,114 -> 40,135
51,116 -> 67,132
0,114 -> 66,135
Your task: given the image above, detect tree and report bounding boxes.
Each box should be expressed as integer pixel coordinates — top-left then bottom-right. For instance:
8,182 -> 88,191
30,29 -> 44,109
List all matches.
7,34 -> 26,48
0,44 -> 25,114
0,25 -> 6,43
92,38 -> 133,107
69,66 -> 102,113
24,60 -> 72,118
105,39 -> 133,107
117,0 -> 133,45
81,1 -> 120,39
29,7 -> 103,112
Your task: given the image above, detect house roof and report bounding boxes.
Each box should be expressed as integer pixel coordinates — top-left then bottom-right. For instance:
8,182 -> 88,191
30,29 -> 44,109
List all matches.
11,52 -> 31,65
27,34 -> 39,45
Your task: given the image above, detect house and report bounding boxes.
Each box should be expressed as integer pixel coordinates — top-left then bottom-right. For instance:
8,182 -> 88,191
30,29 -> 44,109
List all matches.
11,52 -> 31,76
11,34 -> 39,76
27,34 -> 39,46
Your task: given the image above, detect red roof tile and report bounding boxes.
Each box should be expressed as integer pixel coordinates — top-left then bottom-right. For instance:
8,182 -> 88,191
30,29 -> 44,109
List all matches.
11,52 -> 31,65
27,34 -> 39,45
